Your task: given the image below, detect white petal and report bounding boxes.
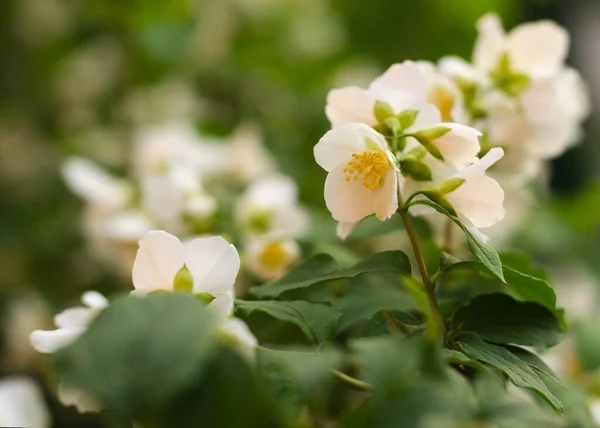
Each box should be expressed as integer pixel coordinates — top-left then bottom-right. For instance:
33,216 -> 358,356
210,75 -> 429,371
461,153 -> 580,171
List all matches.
242,175 -> 298,209
337,221 -> 362,240
473,13 -> 506,72
447,174 -> 505,228
62,157 -> 129,208
0,377 -> 51,428
30,327 -> 85,354
58,383 -> 102,413
314,123 -> 387,172
132,230 -> 185,293
374,170 -> 399,221
219,317 -> 258,360
81,291 -> 109,309
407,104 -> 442,132
184,237 -> 240,295
209,291 -> 234,319
103,210 -> 153,242
368,61 -> 429,112
325,87 -> 377,128
54,307 -> 93,329
432,123 -> 481,168
507,20 -> 569,77
324,164 -> 384,223
456,147 -> 504,180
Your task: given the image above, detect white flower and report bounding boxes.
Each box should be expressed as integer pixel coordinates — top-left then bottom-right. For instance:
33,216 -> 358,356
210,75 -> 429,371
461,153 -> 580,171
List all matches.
325,61 -> 428,128
132,230 -> 240,317
57,383 -> 102,414
30,291 -> 108,354
443,148 -> 506,229
236,175 -> 309,237
62,157 -> 130,209
246,236 -> 301,281
473,13 -> 569,79
590,400 -> 600,426
314,123 -> 398,226
228,123 -> 276,181
218,317 -> 258,361
0,377 -> 51,428
415,60 -> 466,123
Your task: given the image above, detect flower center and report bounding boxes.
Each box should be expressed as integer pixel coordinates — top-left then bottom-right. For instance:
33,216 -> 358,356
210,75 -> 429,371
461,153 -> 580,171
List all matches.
429,85 -> 455,122
343,151 -> 390,190
259,242 -> 288,269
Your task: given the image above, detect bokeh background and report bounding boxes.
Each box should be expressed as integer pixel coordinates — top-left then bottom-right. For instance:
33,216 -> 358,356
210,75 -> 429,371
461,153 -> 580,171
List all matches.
1,0 -> 600,426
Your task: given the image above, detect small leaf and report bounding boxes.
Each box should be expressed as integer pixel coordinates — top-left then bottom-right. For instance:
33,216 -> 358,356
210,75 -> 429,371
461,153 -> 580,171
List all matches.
457,333 -> 563,413
502,344 -> 564,387
450,293 -> 564,348
251,251 -> 411,299
361,310 -> 423,337
234,300 -> 341,344
406,200 -> 504,282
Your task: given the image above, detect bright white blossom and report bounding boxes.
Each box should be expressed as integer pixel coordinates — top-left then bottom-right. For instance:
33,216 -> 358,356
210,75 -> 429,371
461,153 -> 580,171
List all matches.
0,377 -> 51,428
132,230 -> 240,317
246,236 -> 301,281
314,123 -> 399,229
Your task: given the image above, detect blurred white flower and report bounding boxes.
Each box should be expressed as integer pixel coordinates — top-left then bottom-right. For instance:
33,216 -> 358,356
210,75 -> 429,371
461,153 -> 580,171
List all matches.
416,60 -> 466,123
0,377 -> 51,428
314,123 -> 398,230
473,13 -> 569,79
56,383 -> 102,414
228,123 -> 276,181
132,230 -> 240,317
30,291 -> 108,354
218,317 -> 258,361
246,236 -> 301,281
236,174 -> 308,237
590,399 -> 600,425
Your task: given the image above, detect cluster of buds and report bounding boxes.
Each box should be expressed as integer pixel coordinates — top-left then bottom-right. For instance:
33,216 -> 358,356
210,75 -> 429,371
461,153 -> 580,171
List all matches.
315,13 -> 589,244
63,122 -> 308,282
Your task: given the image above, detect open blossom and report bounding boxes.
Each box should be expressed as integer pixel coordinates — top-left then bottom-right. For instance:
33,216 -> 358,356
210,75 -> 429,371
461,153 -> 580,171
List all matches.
246,235 -> 301,281
236,174 -> 308,238
314,123 -> 399,227
473,13 -> 568,79
132,230 -> 240,317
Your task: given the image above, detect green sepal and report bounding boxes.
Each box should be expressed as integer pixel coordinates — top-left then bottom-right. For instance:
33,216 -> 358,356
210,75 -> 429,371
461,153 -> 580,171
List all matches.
420,190 -> 457,216
384,117 -> 401,135
411,126 -> 451,160
490,53 -> 530,95
195,292 -> 216,305
173,266 -> 194,292
438,177 -> 465,194
374,100 -> 395,123
399,158 -> 432,181
397,109 -> 418,130
401,145 -> 427,161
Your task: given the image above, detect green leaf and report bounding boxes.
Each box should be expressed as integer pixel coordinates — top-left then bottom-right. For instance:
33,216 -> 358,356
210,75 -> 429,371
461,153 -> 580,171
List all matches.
457,333 -> 563,413
234,300 -> 341,344
442,349 -> 487,371
361,309 -> 423,337
53,293 -> 219,419
450,293 -> 564,348
406,200 -> 505,282
251,250 -> 411,298
502,345 -> 564,387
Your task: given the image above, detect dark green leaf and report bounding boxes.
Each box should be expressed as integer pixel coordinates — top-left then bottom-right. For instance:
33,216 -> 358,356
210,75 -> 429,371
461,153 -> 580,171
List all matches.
502,345 -> 564,387
53,293 -> 219,419
361,309 -> 423,337
234,300 -> 340,344
407,200 -> 504,282
457,333 -> 563,412
451,293 -> 564,348
251,251 -> 411,298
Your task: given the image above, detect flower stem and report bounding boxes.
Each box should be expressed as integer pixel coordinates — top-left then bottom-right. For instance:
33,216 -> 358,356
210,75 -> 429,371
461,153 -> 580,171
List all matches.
398,204 -> 447,345
331,369 -> 373,392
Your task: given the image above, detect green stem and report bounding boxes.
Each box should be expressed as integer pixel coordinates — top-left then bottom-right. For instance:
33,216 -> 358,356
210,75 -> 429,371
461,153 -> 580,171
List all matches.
397,186 -> 447,345
331,369 -> 373,392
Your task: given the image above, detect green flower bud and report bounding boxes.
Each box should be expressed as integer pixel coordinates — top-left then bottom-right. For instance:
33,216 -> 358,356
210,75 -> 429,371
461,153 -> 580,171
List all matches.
374,100 -> 395,123
438,177 -> 465,194
173,266 -> 194,292
399,158 -> 433,181
411,126 -> 451,160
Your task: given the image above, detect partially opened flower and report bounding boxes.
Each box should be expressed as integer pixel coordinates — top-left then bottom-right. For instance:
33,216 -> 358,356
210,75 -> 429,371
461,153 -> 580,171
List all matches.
29,291 -> 108,354
314,123 -> 398,233
325,61 -> 428,128
132,230 -> 240,317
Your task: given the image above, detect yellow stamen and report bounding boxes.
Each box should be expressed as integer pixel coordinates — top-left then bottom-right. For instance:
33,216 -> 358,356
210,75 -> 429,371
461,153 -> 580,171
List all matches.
429,85 -> 455,122
259,242 -> 288,269
345,150 -> 390,190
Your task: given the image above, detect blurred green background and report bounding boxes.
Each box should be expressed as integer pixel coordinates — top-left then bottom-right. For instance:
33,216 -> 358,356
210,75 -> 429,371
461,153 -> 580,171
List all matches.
1,0 -> 599,426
